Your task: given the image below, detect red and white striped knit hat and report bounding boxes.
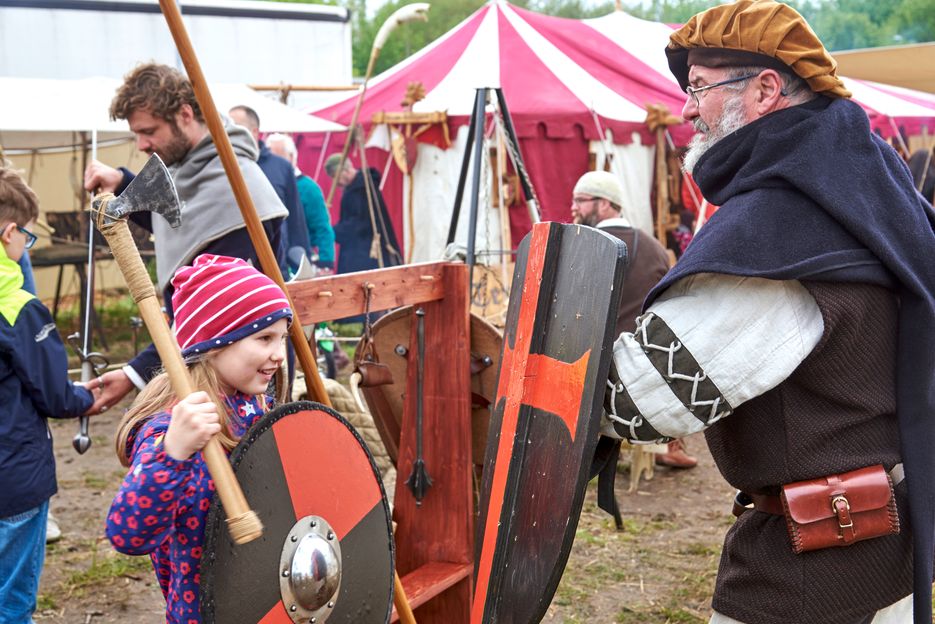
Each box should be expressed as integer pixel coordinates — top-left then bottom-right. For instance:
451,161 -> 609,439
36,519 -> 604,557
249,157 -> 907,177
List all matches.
171,254 -> 292,358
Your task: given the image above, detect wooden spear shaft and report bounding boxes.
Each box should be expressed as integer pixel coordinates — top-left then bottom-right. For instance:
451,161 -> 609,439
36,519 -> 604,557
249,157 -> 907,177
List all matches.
157,0 -> 331,408
324,48 -> 380,210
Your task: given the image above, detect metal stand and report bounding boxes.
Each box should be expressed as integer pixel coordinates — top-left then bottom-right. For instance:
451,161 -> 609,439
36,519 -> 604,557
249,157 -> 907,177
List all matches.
445,87 -> 539,284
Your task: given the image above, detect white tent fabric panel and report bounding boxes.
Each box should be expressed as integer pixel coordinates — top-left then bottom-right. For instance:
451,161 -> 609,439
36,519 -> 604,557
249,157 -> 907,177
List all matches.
405,125 -> 505,264
582,12 -> 681,84
591,132 -> 655,236
501,5 -> 648,122
417,7 -> 502,114
0,77 -> 343,151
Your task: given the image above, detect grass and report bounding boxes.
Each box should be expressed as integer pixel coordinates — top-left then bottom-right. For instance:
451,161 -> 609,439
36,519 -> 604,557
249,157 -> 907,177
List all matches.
82,473 -> 111,491
616,606 -> 706,624
549,485 -> 723,624
61,539 -> 152,597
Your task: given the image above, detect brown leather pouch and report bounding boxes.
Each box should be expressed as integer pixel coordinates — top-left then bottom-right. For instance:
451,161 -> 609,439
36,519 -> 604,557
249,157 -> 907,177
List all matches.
355,361 -> 394,387
780,464 -> 899,554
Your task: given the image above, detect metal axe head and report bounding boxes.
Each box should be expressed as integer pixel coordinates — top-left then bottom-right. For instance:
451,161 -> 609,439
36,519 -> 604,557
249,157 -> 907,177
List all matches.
92,154 -> 182,228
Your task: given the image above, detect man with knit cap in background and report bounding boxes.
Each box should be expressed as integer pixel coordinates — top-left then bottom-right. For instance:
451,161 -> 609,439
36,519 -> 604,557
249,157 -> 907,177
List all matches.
572,170 -> 697,469
599,1 -> 934,622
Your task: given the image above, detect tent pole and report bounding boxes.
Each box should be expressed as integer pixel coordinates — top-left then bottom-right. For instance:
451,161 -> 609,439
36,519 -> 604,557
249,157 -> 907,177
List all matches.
446,88 -> 482,246
466,88 -> 488,287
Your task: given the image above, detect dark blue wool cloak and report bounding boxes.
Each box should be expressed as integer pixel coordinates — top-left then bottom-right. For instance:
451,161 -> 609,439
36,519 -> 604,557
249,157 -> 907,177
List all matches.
649,96 -> 935,623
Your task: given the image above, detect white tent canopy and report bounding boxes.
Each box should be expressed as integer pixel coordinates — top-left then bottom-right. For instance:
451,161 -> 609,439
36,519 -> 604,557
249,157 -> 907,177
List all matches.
0,76 -> 344,151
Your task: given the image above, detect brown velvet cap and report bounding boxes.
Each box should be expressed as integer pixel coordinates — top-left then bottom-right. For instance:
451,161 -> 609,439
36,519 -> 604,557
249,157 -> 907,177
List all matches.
666,0 -> 851,99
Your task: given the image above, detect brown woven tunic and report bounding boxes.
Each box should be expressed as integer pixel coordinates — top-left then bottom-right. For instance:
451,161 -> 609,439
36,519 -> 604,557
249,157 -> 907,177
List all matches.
706,281 -> 913,624
598,224 -> 670,335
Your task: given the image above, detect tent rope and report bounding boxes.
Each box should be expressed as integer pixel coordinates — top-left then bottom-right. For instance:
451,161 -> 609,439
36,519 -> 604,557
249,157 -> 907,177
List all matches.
590,108 -> 616,171
494,106 -> 539,208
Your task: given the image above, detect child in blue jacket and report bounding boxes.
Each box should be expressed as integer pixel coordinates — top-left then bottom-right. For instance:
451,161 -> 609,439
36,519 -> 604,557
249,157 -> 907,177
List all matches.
0,167 -> 96,623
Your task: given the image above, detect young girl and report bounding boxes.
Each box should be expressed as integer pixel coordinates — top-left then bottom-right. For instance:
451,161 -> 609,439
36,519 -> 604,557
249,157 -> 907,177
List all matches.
106,254 -> 292,623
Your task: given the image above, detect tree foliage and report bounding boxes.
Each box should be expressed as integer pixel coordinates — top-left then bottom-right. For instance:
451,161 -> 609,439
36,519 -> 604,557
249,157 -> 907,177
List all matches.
262,0 -> 935,76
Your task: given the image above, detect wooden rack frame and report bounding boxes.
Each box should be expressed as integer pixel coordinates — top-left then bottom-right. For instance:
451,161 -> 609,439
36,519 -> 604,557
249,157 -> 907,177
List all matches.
287,261 -> 474,623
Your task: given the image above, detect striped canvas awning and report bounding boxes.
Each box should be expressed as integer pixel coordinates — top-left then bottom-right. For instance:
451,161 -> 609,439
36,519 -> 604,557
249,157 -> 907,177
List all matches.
313,2 -> 935,145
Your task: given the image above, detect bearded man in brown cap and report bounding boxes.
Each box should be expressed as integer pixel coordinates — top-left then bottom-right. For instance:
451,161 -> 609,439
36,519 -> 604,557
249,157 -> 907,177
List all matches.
599,1 -> 935,623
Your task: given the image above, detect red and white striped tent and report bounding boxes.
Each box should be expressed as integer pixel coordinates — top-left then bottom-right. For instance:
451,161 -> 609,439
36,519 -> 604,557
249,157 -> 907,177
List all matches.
306,1 -> 935,263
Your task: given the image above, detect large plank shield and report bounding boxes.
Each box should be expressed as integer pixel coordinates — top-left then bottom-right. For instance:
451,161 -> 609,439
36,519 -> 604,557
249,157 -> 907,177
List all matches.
472,222 -> 627,623
200,401 -> 394,623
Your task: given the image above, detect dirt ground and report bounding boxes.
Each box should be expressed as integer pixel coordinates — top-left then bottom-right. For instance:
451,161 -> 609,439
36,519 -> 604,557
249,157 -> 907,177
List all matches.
37,400 -> 732,624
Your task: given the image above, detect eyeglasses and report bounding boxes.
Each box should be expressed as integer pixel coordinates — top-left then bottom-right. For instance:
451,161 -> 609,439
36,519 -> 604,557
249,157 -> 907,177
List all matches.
573,196 -> 600,206
16,226 -> 37,250
685,73 -> 759,107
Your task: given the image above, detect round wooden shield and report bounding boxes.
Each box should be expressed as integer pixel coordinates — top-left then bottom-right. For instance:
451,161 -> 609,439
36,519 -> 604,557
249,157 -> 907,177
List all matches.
200,401 -> 394,624
360,308 -> 502,467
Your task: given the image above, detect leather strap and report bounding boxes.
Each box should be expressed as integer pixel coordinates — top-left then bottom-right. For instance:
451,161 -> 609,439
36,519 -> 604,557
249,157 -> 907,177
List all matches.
733,490 -> 784,517
732,463 -> 904,518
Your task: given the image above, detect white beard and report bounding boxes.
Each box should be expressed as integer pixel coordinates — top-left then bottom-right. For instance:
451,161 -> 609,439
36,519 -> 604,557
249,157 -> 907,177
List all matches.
682,97 -> 748,175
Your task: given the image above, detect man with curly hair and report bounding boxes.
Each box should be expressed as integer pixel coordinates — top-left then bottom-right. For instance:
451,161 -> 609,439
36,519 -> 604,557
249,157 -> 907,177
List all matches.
83,63 -> 289,413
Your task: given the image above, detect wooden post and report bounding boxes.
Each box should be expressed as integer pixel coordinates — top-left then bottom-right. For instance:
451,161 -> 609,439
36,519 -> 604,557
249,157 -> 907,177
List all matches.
654,126 -> 670,246
285,263 -> 475,622
156,0 -> 331,407
393,264 -> 473,622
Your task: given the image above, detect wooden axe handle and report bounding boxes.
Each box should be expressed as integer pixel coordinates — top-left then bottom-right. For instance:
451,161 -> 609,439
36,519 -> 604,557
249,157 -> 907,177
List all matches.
99,217 -> 262,545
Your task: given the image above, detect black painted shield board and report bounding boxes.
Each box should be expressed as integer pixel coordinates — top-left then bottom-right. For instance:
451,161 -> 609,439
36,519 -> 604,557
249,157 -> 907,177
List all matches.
473,223 -> 627,623
201,401 -> 394,623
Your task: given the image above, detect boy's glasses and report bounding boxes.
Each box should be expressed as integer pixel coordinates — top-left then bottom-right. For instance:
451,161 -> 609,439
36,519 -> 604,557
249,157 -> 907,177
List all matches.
17,226 -> 37,250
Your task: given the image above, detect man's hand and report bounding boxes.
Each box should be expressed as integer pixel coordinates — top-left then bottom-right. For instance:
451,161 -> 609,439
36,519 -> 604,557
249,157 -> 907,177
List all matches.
84,160 -> 123,193
164,391 -> 221,461
84,369 -> 134,415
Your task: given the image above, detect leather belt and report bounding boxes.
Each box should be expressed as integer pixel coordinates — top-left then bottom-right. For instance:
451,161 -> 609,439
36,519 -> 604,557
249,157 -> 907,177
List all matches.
732,463 -> 904,518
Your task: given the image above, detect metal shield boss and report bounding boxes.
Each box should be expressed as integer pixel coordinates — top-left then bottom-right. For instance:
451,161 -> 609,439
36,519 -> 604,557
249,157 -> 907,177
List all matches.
472,222 -> 628,624
200,401 -> 394,623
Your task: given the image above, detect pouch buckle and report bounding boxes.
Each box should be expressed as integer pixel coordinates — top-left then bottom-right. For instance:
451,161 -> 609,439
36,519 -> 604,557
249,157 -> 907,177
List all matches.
831,495 -> 854,537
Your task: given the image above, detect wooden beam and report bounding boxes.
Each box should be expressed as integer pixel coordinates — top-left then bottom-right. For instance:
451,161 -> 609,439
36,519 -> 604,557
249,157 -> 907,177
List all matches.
285,262 -> 449,325
390,562 -> 473,622
371,111 -> 448,125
